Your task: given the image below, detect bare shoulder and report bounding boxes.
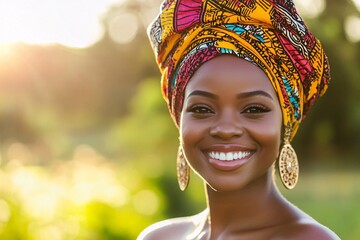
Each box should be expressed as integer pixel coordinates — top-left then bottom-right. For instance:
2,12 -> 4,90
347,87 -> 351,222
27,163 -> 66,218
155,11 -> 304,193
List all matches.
275,217 -> 341,240
137,217 -> 192,240
137,210 -> 208,240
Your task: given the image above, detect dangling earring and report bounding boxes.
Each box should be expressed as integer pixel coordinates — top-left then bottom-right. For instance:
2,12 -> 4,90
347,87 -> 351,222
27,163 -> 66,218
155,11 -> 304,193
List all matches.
279,123 -> 299,190
177,146 -> 190,191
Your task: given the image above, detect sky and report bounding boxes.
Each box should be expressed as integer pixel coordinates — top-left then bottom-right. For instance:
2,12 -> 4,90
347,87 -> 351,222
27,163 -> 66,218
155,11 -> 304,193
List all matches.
0,0 -> 359,49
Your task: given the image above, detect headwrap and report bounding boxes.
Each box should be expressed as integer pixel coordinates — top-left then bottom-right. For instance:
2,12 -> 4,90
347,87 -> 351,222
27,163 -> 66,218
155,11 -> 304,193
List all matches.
147,0 -> 330,140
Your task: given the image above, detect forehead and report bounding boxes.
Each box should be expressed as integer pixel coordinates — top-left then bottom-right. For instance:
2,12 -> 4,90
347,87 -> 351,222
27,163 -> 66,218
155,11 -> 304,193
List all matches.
185,55 -> 277,98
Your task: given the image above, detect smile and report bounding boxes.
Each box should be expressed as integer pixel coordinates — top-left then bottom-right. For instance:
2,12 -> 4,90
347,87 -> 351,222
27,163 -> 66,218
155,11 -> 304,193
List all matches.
208,151 -> 251,161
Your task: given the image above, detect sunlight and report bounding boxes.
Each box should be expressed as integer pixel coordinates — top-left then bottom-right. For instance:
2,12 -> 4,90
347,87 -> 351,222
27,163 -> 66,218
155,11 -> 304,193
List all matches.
133,189 -> 160,216
353,0 -> 360,12
0,44 -> 16,62
68,145 -> 130,206
345,15 -> 360,42
0,143 -> 133,238
293,0 -> 325,18
0,0 -> 123,48
108,12 -> 139,45
0,199 -> 11,223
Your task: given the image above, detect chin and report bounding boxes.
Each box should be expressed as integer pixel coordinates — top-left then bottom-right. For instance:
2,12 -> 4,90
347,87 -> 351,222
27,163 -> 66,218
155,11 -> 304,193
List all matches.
204,176 -> 252,193
204,170 -> 274,193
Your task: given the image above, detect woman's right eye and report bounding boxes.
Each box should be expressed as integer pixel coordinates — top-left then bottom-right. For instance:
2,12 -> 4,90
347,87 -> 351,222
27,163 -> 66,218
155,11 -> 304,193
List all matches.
188,105 -> 214,114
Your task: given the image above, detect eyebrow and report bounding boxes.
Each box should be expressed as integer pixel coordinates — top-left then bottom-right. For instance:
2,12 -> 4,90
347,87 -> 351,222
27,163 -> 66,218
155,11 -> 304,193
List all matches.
187,90 -> 218,99
236,90 -> 273,100
187,90 -> 273,100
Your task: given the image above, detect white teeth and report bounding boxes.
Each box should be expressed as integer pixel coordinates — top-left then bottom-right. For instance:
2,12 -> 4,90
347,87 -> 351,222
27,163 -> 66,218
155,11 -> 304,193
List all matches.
226,152 -> 233,161
208,151 -> 251,161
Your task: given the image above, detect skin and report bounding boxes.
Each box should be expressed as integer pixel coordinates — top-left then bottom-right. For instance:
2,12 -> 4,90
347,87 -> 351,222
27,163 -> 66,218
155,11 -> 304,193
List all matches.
138,55 -> 340,240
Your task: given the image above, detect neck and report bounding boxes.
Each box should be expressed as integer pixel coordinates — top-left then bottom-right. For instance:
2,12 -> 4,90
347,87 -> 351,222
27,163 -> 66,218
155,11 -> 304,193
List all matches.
204,171 -> 287,238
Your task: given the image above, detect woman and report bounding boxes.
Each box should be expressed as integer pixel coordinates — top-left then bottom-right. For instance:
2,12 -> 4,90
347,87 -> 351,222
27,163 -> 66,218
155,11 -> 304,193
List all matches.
139,0 -> 340,239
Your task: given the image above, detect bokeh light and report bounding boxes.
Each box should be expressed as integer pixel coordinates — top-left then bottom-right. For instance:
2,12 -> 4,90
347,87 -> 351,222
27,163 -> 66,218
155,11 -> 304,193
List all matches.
133,190 -> 160,216
354,0 -> 360,12
0,142 -> 154,239
293,0 -> 325,18
345,15 -> 360,42
0,199 -> 11,223
108,12 -> 139,45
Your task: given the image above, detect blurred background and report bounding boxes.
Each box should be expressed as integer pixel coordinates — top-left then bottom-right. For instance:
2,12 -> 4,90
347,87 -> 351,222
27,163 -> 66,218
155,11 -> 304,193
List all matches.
0,0 -> 359,239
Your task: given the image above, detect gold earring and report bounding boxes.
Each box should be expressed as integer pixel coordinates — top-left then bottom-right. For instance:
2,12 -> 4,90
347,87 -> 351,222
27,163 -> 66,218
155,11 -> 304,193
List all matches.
279,124 -> 299,190
177,146 -> 190,191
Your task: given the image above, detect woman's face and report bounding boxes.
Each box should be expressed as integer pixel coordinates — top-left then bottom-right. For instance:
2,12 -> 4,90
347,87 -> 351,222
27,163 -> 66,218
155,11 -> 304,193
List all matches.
180,55 -> 283,192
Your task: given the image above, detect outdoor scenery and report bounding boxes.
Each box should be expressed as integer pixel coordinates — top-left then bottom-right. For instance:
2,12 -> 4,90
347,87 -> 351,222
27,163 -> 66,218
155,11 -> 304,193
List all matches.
0,0 -> 359,239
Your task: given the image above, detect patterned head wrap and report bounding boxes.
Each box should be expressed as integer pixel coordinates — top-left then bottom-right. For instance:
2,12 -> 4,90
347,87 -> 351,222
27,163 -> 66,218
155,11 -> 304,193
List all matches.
147,0 -> 330,140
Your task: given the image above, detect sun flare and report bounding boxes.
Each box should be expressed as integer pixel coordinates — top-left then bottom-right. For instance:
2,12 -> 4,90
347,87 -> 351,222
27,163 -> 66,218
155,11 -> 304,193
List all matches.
0,0 -> 123,48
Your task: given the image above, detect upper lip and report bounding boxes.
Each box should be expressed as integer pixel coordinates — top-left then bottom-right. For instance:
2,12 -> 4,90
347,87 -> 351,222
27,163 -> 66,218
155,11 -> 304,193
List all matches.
203,143 -> 255,152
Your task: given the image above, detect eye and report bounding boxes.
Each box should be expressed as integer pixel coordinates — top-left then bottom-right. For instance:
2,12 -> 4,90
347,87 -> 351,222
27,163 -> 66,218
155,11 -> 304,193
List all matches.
187,105 -> 214,115
242,104 -> 270,114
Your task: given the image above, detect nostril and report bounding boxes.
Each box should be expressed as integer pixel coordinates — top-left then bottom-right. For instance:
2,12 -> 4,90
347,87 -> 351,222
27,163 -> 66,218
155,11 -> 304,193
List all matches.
209,111 -> 243,139
209,124 -> 244,139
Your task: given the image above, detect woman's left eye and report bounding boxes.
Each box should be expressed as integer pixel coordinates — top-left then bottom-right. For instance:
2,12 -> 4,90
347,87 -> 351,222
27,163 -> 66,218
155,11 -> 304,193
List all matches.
243,104 -> 270,114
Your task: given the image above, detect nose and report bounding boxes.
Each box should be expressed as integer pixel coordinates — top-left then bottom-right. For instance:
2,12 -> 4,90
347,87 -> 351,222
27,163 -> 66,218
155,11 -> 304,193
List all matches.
209,111 -> 244,139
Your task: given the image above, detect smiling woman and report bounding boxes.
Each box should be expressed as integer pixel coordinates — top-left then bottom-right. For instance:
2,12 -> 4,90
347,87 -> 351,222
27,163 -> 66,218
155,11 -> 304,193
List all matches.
141,0 -> 340,239
0,0 -> 123,48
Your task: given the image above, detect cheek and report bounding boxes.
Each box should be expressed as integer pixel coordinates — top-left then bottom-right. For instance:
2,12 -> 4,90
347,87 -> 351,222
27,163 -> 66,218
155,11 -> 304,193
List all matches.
179,114 -> 203,147
179,113 -> 194,147
179,113 -> 209,170
251,112 -> 283,155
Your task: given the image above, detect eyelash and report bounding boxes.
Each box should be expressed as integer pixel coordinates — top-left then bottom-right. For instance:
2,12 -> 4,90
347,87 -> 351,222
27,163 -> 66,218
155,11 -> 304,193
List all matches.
187,105 -> 214,114
187,104 -> 270,115
242,104 -> 270,114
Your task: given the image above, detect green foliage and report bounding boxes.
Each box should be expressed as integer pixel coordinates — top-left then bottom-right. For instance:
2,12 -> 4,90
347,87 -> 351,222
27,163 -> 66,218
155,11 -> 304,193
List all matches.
0,143 -> 164,240
280,169 -> 360,239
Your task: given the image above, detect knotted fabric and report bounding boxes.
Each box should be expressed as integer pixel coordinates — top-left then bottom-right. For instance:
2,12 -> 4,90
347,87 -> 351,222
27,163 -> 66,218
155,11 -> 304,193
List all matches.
147,0 -> 330,140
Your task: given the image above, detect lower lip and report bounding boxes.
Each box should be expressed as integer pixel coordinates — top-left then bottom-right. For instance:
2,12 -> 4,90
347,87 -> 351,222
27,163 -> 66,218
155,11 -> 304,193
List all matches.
207,154 -> 252,171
